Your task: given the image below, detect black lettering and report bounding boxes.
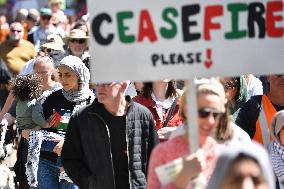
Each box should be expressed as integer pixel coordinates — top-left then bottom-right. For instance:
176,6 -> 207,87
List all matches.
152,54 -> 159,66
92,13 -> 114,45
177,54 -> 185,63
182,5 -> 201,42
186,53 -> 194,63
170,53 -> 176,64
161,54 -> 169,65
196,52 -> 202,63
248,3 -> 266,38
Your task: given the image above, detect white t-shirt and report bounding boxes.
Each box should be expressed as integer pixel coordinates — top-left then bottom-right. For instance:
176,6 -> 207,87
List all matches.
247,75 -> 263,98
19,59 -> 35,76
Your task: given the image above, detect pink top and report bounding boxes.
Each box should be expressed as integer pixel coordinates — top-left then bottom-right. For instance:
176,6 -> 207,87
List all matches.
147,136 -> 220,189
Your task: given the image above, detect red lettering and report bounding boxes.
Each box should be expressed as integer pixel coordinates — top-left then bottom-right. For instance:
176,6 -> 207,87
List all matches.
204,5 -> 223,41
266,1 -> 284,37
137,10 -> 157,42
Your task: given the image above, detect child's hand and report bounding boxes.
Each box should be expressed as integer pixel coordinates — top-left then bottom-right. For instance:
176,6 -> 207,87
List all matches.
47,114 -> 58,128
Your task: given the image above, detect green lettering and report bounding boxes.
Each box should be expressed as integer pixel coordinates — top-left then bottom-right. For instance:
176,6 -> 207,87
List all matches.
117,11 -> 135,43
160,7 -> 178,39
225,3 -> 248,39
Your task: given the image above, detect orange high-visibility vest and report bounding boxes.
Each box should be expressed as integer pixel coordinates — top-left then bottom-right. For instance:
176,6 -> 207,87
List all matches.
253,95 -> 276,145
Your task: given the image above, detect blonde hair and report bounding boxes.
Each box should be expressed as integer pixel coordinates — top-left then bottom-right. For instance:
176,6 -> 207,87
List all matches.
180,78 -> 233,141
33,55 -> 58,81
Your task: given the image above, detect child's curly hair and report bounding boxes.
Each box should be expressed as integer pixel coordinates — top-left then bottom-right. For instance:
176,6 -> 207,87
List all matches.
9,74 -> 43,101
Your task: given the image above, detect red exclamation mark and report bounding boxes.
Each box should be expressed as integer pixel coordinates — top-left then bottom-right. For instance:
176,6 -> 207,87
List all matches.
204,48 -> 213,69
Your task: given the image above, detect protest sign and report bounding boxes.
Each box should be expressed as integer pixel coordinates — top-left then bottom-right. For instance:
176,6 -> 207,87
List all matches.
88,0 -> 284,185
88,0 -> 284,83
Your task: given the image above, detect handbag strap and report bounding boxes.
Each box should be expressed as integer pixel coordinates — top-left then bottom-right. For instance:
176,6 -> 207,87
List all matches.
162,97 -> 178,128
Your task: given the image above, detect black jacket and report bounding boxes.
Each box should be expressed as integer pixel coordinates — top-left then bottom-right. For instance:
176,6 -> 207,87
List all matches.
62,97 -> 159,189
236,95 -> 284,138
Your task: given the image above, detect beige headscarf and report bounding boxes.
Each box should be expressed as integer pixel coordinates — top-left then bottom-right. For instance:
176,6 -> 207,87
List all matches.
270,110 -> 284,142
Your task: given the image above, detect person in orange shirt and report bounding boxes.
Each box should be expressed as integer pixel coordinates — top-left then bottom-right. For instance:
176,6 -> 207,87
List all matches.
0,15 -> 9,43
236,74 -> 284,146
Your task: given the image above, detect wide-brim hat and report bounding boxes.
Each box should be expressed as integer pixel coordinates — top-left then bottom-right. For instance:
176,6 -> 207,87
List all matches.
64,29 -> 89,43
50,0 -> 62,4
27,8 -> 39,22
41,34 -> 65,52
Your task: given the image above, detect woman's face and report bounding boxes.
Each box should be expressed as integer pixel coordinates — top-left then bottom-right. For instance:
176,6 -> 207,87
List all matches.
58,66 -> 79,91
197,93 -> 224,144
33,62 -> 54,86
220,77 -> 238,102
279,128 -> 284,146
221,158 -> 268,189
134,82 -> 144,91
152,80 -> 169,91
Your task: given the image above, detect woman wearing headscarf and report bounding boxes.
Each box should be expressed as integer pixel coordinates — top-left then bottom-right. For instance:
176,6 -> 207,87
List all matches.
220,76 -> 249,123
0,56 -> 62,189
27,55 -> 94,189
208,142 -> 275,189
269,110 -> 284,189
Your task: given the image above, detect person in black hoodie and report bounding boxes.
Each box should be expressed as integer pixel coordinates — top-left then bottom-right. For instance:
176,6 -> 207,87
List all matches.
62,81 -> 159,189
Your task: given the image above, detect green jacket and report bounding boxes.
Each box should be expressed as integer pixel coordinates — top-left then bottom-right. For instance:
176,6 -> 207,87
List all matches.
16,99 -> 48,130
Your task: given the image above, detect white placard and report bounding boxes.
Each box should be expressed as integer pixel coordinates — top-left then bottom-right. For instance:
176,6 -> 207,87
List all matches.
88,0 -> 284,83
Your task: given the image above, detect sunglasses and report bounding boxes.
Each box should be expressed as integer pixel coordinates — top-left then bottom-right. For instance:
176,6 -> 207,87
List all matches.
11,29 -> 22,33
40,48 -> 54,53
223,81 -> 239,90
276,74 -> 284,78
41,15 -> 51,20
198,108 -> 224,119
69,39 -> 86,44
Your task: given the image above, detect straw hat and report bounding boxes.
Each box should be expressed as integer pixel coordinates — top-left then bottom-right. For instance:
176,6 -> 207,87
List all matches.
41,34 -> 64,52
50,0 -> 62,4
64,29 -> 88,43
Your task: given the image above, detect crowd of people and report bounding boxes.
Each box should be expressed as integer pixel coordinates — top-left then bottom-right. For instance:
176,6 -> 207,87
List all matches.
0,1 -> 283,189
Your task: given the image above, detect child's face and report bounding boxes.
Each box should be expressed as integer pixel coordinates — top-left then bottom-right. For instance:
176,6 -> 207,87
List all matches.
279,128 -> 284,146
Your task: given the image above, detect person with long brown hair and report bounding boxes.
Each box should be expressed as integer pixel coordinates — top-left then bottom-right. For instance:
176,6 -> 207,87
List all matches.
133,80 -> 183,140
